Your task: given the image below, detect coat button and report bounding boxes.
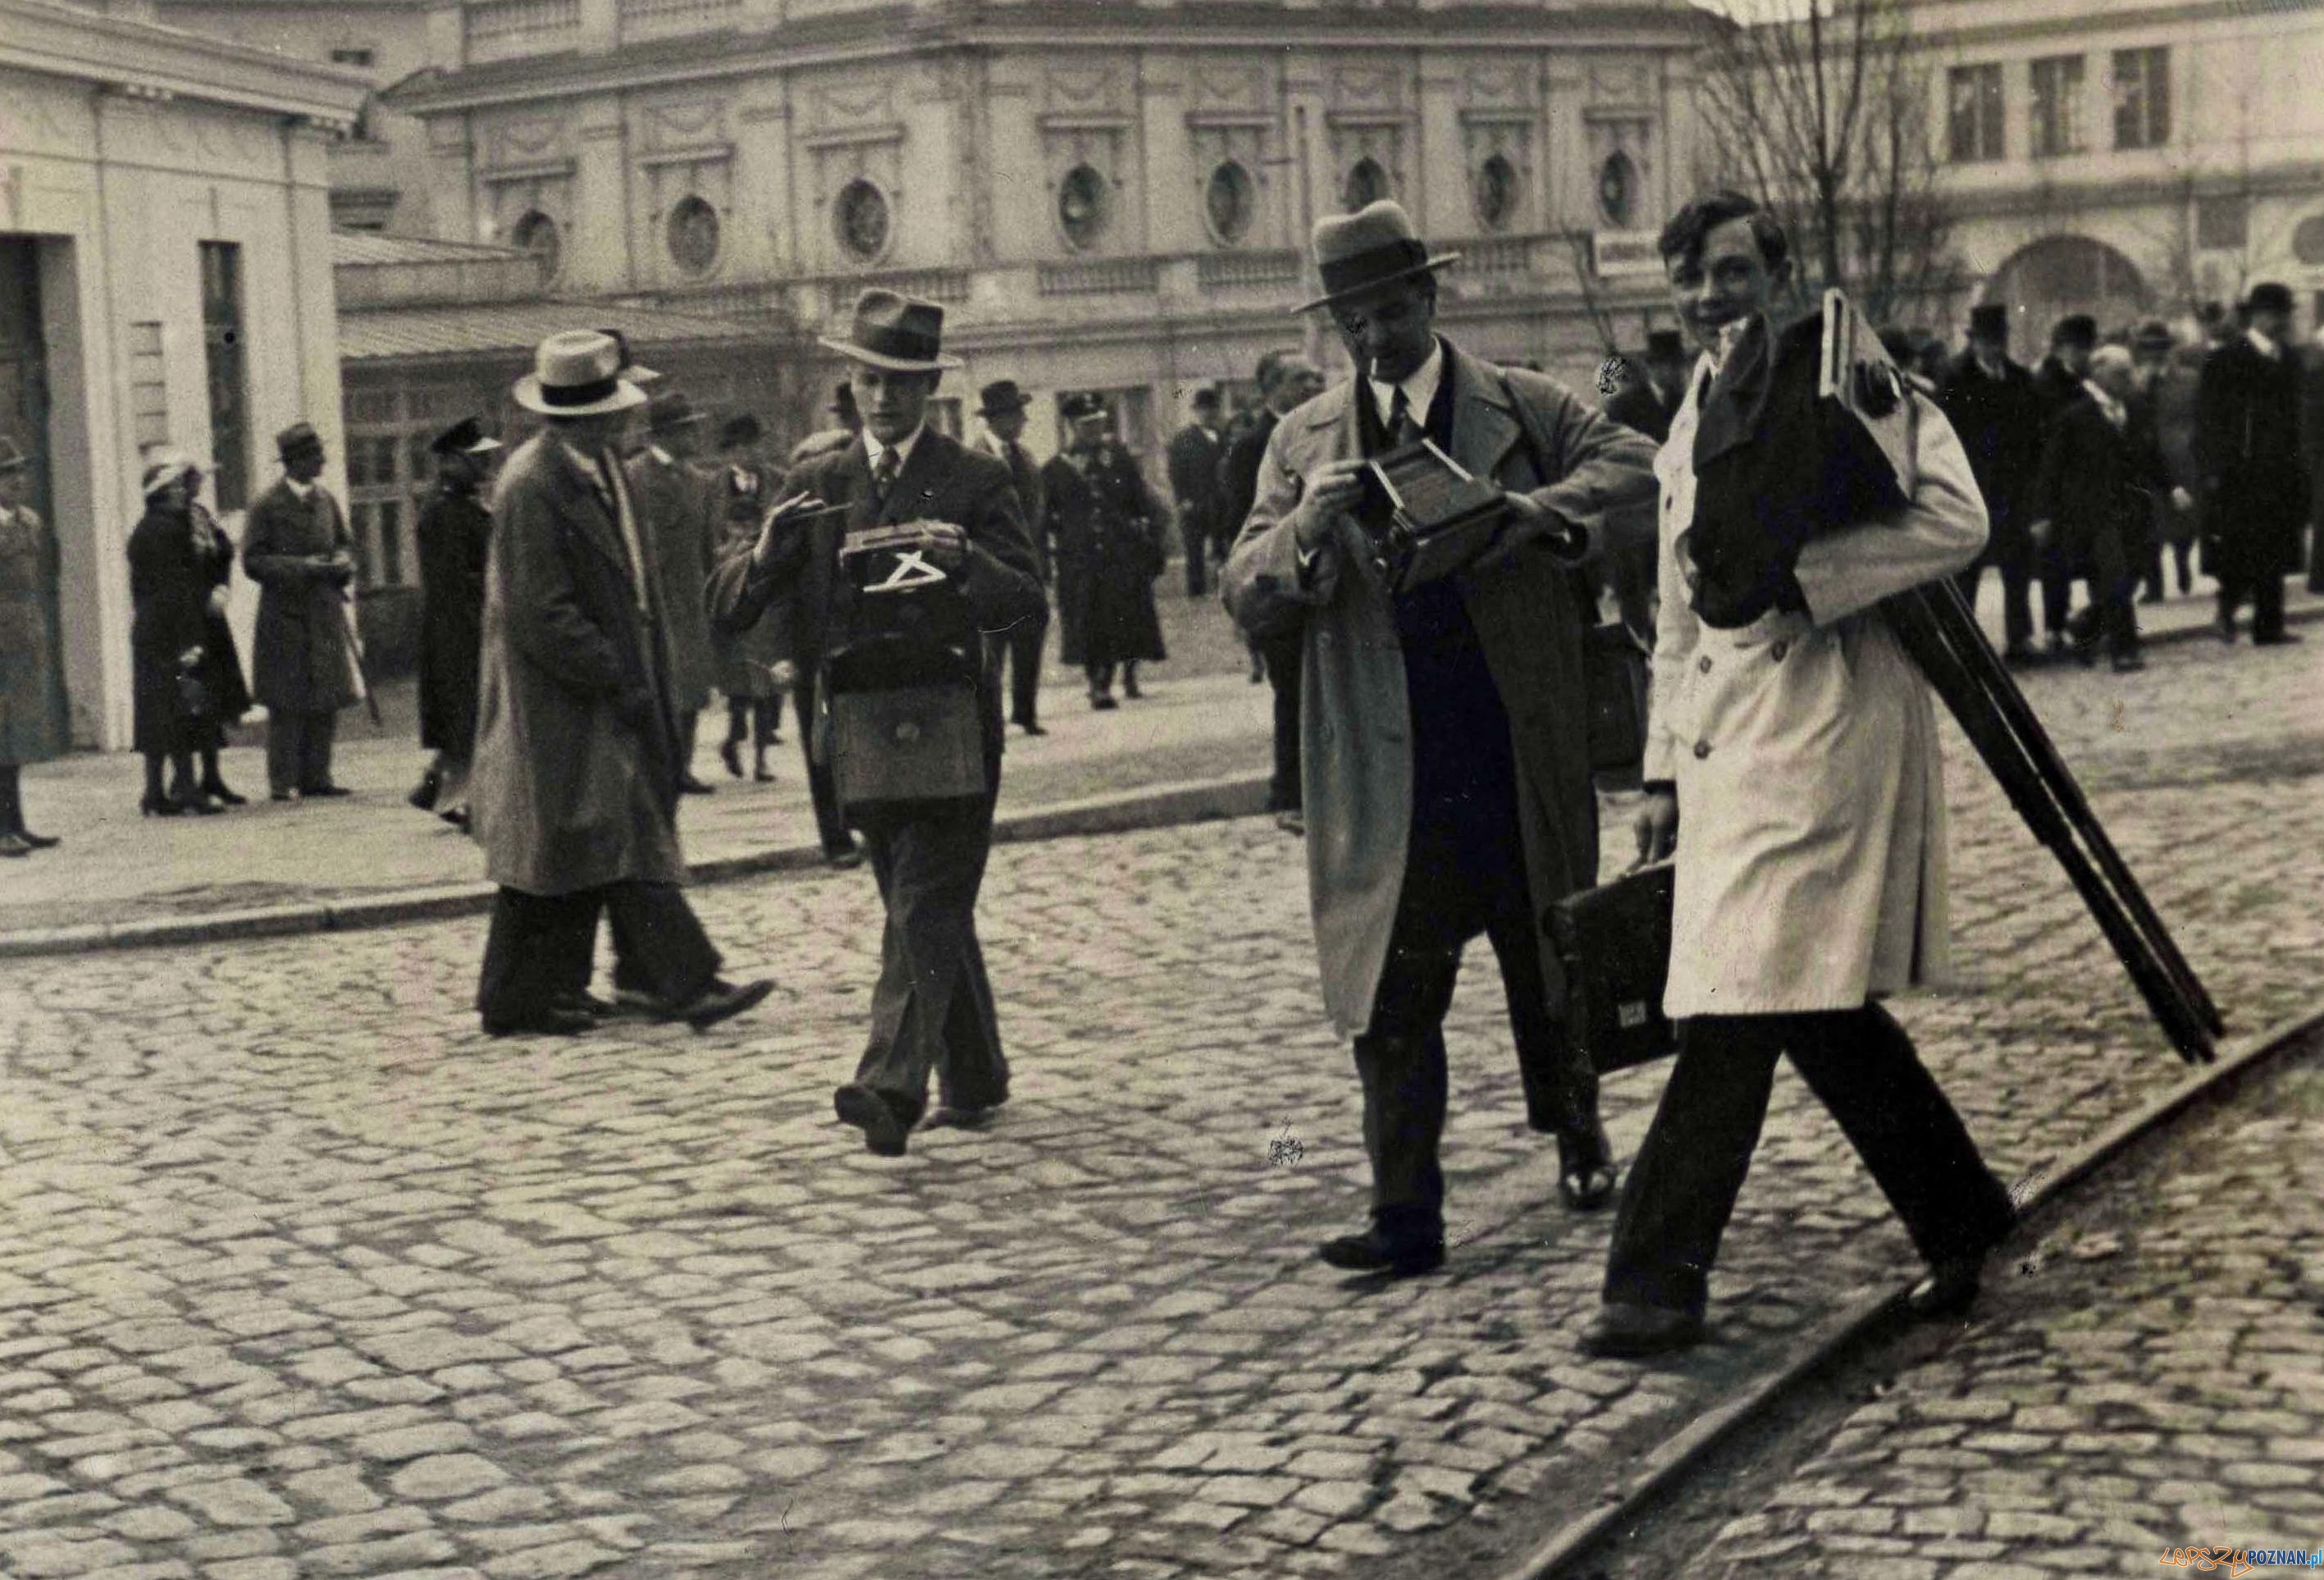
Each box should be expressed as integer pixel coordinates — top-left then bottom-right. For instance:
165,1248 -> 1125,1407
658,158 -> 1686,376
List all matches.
1770,640 -> 1788,661
1697,655 -> 1713,674
1693,741 -> 1711,760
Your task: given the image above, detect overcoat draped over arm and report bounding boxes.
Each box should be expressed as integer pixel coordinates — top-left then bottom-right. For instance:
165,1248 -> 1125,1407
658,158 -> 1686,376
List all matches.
1643,364 -> 1988,1017
1221,346 -> 1660,1036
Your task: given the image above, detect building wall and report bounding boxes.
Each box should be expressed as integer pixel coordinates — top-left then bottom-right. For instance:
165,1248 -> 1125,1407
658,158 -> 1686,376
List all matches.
1,57 -> 354,749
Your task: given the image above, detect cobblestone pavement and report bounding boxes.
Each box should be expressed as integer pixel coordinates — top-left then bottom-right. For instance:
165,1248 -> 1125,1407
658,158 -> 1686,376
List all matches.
1641,1027 -> 2324,1580
0,634 -> 2317,1579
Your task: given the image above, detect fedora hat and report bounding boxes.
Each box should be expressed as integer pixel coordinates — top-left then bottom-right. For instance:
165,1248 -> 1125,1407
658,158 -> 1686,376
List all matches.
276,422 -> 325,463
0,436 -> 27,476
818,288 -> 961,373
1967,303 -> 2010,341
429,416 -> 502,457
2245,281 -> 2294,317
977,379 -> 1032,418
1298,200 -> 1460,313
514,330 -> 649,418
646,389 -> 708,435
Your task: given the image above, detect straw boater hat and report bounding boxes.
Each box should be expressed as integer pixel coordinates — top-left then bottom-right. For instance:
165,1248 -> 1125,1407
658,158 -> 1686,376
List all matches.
514,330 -> 649,418
818,288 -> 961,373
1298,199 -> 1462,314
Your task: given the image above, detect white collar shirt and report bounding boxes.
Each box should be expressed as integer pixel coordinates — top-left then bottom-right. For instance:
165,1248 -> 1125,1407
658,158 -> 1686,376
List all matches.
1367,338 -> 1446,433
862,424 -> 925,480
2248,327 -> 2280,360
284,476 -> 313,502
2083,379 -> 2127,431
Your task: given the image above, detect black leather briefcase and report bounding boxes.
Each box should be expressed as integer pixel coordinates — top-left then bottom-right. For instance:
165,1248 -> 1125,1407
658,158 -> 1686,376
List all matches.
1546,862 -> 1678,1074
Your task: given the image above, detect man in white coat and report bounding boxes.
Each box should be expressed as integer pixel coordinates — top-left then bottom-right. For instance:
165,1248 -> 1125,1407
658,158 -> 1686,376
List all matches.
1582,192 -> 2017,1359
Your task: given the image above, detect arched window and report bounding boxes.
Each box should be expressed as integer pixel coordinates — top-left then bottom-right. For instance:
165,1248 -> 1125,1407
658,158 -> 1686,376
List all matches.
510,209 -> 562,281
1057,164 -> 1111,251
1205,161 -> 1256,246
834,179 -> 891,263
1343,157 -> 1391,212
665,195 -> 721,277
1981,235 -> 2153,355
1595,152 -> 1637,227
1474,153 -> 1520,232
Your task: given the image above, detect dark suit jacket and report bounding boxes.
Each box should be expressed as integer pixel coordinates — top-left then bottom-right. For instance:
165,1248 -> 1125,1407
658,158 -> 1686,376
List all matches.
979,435 -> 1049,582
707,427 -> 1046,760
2030,393 -> 2169,587
1167,422 -> 1226,538
2196,336 -> 2309,578
1937,352 -> 2045,552
416,481 -> 492,755
1218,409 -> 1281,546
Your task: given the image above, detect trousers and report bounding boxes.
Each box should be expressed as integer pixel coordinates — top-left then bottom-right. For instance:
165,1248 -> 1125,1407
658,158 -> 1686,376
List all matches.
2218,569 -> 2288,641
267,708 -> 338,795
1259,629 -> 1303,813
792,669 -> 850,856
851,781 -> 1009,1125
476,881 -> 720,1030
1603,1004 -> 2016,1315
991,605 -> 1048,727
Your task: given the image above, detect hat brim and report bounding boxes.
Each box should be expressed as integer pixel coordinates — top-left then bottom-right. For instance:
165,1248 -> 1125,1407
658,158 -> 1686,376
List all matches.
818,336 -> 962,373
513,375 -> 649,418
465,436 -> 505,454
976,396 -> 1033,418
1297,252 -> 1461,315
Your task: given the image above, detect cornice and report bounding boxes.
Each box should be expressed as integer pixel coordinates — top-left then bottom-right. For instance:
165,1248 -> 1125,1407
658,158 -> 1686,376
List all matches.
1,0 -> 370,127
1943,158 -> 2324,220
1907,0 -> 2322,51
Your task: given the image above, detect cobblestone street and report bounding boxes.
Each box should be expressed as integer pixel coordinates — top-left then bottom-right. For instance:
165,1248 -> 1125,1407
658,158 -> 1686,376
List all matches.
0,633 -> 2318,1580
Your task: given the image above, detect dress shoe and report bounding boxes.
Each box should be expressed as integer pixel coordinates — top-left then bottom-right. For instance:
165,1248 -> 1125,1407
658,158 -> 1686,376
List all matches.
172,787 -> 224,816
2217,616 -> 2238,644
2000,642 -> 2038,668
1016,719 -> 1047,737
679,774 -> 716,796
483,1007 -> 596,1038
1275,810 -> 1305,836
16,829 -> 60,850
671,976 -> 774,1032
925,1104 -> 1000,1132
269,788 -> 298,802
1089,692 -> 1118,711
1556,1123 -> 1619,1212
1121,677 -> 1144,701
1903,1253 -> 1986,1319
2254,630 -> 2304,646
834,1082 -> 910,1157
1317,1223 -> 1445,1277
824,843 -> 864,870
0,832 -> 30,858
2112,653 -> 2147,674
140,792 -> 183,817
408,769 -> 441,811
753,750 -> 776,783
719,738 -> 744,779
202,781 -> 248,807
556,992 -> 619,1020
302,783 -> 353,799
1580,1302 -> 1705,1359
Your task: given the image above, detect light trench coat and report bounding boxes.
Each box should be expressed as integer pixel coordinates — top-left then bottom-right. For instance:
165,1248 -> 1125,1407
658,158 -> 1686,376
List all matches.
1646,358 -> 1988,1016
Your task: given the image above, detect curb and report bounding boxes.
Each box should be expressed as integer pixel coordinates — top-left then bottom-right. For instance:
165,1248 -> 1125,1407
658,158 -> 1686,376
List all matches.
1500,992 -> 2324,1580
0,773 -> 1274,962
2121,596 -> 2322,652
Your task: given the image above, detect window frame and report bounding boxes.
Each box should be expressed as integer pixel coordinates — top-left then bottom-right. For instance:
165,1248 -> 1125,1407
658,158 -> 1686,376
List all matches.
2112,46 -> 2171,151
2028,54 -> 2085,159
1947,62 -> 2006,164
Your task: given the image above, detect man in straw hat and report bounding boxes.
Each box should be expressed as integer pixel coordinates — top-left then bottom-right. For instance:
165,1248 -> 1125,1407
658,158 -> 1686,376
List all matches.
974,378 -> 1052,736
243,421 -> 361,801
469,331 -> 774,1038
411,416 -> 502,825
2198,281 -> 2309,644
1936,303 -> 2045,663
710,289 -> 1045,1157
1222,199 -> 1659,1277
627,388 -> 723,795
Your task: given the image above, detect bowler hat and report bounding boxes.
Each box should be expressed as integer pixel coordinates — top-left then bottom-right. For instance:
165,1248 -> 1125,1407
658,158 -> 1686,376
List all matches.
2130,319 -> 2176,355
646,389 -> 708,435
1644,328 -> 1686,362
718,413 -> 763,450
977,379 -> 1032,418
1967,303 -> 2010,341
0,436 -> 27,476
1298,200 -> 1461,313
276,422 -> 325,463
429,416 -> 502,457
817,288 -> 961,372
2049,313 -> 2098,349
513,330 -> 649,418
2245,281 -> 2294,317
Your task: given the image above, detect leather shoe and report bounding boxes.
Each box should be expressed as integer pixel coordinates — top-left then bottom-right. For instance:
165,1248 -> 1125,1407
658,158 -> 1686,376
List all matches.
925,1104 -> 1000,1132
1555,1121 -> 1619,1212
672,977 -> 774,1032
2254,630 -> 2305,646
1579,1302 -> 1705,1359
679,774 -> 717,796
483,1007 -> 596,1038
824,843 -> 864,870
0,833 -> 30,858
302,783 -> 353,799
408,770 -> 441,811
1016,719 -> 1047,737
1903,1254 -> 1985,1319
834,1083 -> 910,1157
1317,1224 -> 1445,1277
556,992 -> 619,1020
16,830 -> 59,850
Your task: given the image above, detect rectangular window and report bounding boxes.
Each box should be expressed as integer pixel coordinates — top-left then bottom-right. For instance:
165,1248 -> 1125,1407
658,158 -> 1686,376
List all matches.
1947,64 -> 2005,163
2112,47 -> 2170,150
199,242 -> 249,513
2029,55 -> 2084,158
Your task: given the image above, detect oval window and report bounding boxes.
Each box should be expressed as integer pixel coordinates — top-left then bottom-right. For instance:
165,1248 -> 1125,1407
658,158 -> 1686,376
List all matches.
2294,212 -> 2324,267
835,178 -> 891,263
509,209 -> 562,281
666,194 -> 721,277
1475,153 -> 1519,232
1205,161 -> 1256,246
1343,157 -> 1390,212
1058,164 -> 1110,251
1596,151 -> 1638,228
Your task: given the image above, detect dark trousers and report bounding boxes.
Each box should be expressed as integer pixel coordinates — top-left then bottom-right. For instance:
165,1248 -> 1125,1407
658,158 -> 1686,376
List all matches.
2069,560 -> 2140,660
476,880 -> 720,1031
792,669 -> 850,856
1180,518 -> 1211,598
2218,569 -> 2288,640
267,708 -> 338,795
726,695 -> 782,747
1603,1004 -> 2015,1316
852,783 -> 1009,1126
2143,539 -> 2194,599
1259,630 -> 1303,813
2039,565 -> 2073,639
1955,557 -> 2035,653
1354,815 -> 1600,1232
992,606 -> 1048,726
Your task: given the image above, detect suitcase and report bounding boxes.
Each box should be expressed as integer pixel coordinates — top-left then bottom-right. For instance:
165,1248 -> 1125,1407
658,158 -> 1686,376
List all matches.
1545,862 -> 1678,1074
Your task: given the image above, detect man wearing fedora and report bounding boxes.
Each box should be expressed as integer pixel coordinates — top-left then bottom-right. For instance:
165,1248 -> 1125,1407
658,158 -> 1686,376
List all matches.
1167,387 -> 1230,599
470,331 -> 774,1038
411,417 -> 502,826
975,379 -> 1052,736
1938,304 -> 2046,662
1046,393 -> 1169,709
243,421 -> 361,801
627,389 -> 724,794
2198,281 -> 2309,646
710,290 -> 1045,1157
1223,199 -> 1658,1276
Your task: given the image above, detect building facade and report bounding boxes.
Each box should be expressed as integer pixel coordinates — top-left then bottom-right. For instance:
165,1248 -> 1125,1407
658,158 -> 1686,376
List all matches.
390,0 -> 1712,467
1919,0 -> 2324,353
2,0 -> 365,749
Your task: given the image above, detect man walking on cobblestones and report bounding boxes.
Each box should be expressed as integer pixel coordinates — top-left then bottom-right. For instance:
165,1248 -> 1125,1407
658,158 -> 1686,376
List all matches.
1226,200 -> 1657,1276
1582,192 -> 2017,1359
2198,281 -> 2310,646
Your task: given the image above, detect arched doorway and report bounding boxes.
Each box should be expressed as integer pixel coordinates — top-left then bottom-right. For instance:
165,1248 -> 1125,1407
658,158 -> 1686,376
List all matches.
1979,235 -> 2152,363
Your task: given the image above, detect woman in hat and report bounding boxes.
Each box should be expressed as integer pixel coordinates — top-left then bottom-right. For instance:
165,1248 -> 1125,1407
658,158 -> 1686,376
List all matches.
180,456 -> 253,804
127,458 -> 234,816
0,438 -> 66,854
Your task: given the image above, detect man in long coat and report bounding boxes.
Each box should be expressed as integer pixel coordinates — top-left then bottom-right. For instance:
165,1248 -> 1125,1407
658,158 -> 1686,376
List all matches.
627,390 -> 723,792
1938,304 -> 2046,660
1582,191 -> 2016,1359
975,379 -> 1051,736
710,414 -> 794,783
2198,281 -> 2309,645
1046,395 -> 1167,708
1224,200 -> 1658,1277
470,331 -> 772,1039
2027,314 -> 2097,651
412,417 -> 500,824
709,290 -> 1046,1158
0,437 -> 65,854
243,422 -> 361,801
1166,388 -> 1228,598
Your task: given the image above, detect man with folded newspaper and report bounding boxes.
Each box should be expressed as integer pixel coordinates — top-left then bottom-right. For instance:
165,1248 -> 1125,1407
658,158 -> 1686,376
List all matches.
1580,191 -> 2017,1359
1223,200 -> 1658,1279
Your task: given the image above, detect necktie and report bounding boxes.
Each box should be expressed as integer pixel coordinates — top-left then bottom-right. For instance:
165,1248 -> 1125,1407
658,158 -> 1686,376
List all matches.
1388,386 -> 1421,447
870,448 -> 901,510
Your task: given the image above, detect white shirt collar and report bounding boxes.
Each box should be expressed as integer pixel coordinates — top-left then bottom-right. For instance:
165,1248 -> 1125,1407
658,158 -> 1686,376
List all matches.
1368,338 -> 1446,432
2248,327 -> 2280,359
284,476 -> 313,500
2083,379 -> 2126,427
649,445 -> 674,466
863,423 -> 925,475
